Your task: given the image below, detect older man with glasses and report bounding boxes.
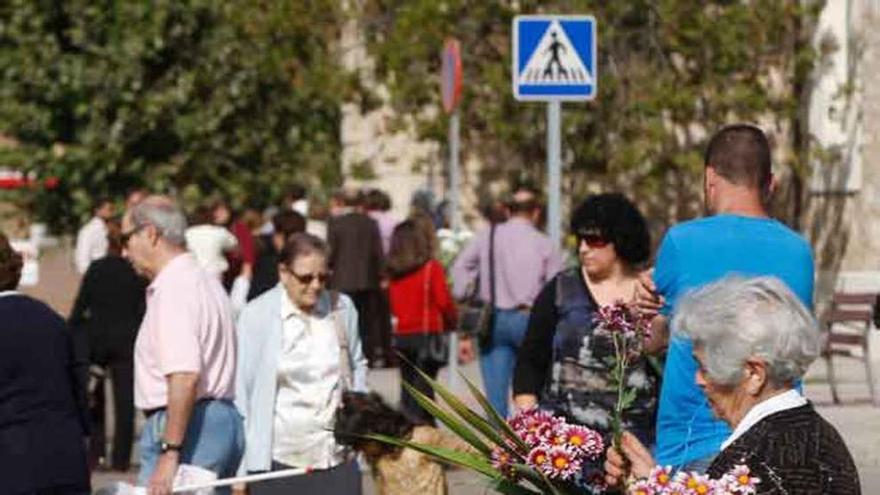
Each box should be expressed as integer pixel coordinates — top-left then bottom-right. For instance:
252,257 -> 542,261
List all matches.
122,195 -> 243,495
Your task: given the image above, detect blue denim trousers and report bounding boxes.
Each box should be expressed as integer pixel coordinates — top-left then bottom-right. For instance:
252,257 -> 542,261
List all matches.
138,399 -> 245,487
479,308 -> 529,419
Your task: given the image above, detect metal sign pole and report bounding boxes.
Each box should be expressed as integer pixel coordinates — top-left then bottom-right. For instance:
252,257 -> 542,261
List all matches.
448,110 -> 461,391
450,112 -> 461,233
547,100 -> 562,247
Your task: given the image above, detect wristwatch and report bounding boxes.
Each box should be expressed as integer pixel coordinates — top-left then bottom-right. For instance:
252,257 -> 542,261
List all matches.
160,440 -> 183,454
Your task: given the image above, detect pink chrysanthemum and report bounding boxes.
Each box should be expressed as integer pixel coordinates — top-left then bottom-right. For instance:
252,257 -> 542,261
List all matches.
649,465 -> 674,488
541,445 -> 582,480
509,407 -> 562,447
526,446 -> 550,470
628,478 -> 655,495
726,465 -> 759,494
490,447 -> 518,480
562,424 -> 604,459
678,471 -> 713,495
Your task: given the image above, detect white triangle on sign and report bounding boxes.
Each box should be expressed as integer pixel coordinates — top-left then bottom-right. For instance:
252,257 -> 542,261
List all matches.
518,20 -> 593,86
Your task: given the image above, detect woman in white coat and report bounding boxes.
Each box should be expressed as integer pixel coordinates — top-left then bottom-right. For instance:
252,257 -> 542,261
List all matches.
233,233 -> 368,495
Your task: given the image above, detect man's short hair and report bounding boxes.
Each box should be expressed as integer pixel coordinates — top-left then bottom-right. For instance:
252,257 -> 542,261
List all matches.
704,124 -> 772,191
272,210 -> 306,239
508,183 -> 540,214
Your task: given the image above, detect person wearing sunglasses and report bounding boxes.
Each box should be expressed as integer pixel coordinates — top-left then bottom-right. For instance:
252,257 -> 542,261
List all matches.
512,193 -> 657,485
234,233 -> 368,495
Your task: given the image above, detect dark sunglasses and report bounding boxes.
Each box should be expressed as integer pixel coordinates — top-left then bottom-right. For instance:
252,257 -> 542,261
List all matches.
287,269 -> 331,285
120,224 -> 147,247
577,232 -> 610,248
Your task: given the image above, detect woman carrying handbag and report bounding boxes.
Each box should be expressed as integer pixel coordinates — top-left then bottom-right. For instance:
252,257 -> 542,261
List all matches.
387,219 -> 459,425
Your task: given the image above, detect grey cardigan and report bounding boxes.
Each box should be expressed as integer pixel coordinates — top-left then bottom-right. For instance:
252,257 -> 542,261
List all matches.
234,285 -> 368,475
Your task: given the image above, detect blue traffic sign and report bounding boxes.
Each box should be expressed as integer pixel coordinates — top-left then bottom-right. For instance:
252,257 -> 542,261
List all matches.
512,15 -> 597,101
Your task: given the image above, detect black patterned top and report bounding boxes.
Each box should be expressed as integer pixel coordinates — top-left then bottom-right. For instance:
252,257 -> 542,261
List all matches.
513,268 -> 658,445
707,403 -> 860,494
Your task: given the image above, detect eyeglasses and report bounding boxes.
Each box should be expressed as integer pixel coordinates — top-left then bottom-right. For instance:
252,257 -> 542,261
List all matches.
577,232 -> 610,248
120,224 -> 147,247
286,269 -> 331,285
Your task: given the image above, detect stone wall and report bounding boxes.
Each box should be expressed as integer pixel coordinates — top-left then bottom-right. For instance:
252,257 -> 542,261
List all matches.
808,1 -> 880,298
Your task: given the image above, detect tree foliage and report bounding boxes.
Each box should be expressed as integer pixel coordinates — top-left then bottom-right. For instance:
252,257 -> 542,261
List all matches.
361,0 -> 824,226
0,0 -> 352,231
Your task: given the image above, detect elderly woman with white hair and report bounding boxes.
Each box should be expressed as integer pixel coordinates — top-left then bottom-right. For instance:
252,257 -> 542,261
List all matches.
605,276 -> 860,494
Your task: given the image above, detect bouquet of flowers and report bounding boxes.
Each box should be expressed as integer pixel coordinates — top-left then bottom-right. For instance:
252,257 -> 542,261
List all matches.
593,302 -> 653,450
368,365 -> 604,494
627,465 -> 759,495
436,227 -> 474,270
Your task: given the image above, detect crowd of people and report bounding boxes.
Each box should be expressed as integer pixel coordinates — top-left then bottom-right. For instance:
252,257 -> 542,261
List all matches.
0,123 -> 863,495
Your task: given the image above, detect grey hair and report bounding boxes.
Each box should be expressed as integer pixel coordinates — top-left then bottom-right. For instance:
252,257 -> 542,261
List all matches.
672,275 -> 820,388
129,195 -> 188,247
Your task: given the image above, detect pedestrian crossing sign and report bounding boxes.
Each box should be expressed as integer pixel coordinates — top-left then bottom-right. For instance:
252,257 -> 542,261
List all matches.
512,15 -> 597,101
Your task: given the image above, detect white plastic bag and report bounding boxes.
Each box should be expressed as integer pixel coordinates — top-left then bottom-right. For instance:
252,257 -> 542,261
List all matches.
93,464 -> 217,495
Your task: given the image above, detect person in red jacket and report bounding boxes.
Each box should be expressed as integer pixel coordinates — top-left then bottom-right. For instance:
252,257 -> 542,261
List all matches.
387,219 -> 457,424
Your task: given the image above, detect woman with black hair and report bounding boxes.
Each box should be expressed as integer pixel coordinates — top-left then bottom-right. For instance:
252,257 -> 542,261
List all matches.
334,392 -> 472,495
512,193 -> 657,449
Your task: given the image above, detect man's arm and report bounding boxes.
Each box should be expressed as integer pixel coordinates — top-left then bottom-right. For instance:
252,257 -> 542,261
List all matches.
643,314 -> 669,355
450,233 -> 483,300
149,372 -> 199,495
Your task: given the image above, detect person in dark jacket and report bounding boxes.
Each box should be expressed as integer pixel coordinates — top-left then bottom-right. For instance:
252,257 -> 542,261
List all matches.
0,231 -> 91,494
327,188 -> 389,367
605,277 -> 860,494
70,220 -> 146,472
248,209 -> 306,301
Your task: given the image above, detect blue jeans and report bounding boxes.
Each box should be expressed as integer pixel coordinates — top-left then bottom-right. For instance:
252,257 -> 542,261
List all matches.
138,399 -> 245,487
479,309 -> 529,419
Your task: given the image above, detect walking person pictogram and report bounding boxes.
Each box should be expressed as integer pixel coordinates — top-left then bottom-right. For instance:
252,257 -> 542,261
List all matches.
542,31 -> 568,80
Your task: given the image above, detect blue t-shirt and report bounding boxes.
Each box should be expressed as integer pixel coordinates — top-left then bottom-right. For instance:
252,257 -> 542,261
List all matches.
653,214 -> 814,467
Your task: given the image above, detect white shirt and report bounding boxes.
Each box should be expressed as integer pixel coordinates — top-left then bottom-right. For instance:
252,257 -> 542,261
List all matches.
721,389 -> 807,450
185,225 -> 238,277
74,216 -> 108,274
271,290 -> 346,469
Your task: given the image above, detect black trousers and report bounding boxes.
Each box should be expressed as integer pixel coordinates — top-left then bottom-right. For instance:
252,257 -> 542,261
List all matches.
394,335 -> 442,425
88,356 -> 134,470
345,289 -> 392,366
248,460 -> 362,495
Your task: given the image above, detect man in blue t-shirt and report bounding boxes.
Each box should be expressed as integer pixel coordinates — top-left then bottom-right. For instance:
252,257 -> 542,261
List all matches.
637,124 -> 815,472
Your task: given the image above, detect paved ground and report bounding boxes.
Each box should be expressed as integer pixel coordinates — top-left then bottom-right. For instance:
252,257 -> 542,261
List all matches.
24,245 -> 880,493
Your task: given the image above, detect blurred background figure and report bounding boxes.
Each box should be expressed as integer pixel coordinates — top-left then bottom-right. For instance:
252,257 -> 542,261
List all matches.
75,197 -> 115,275
386,219 -> 457,424
282,184 -> 309,218
185,203 -> 239,279
365,189 -> 398,256
452,185 -> 564,418
213,200 -> 255,288
70,220 -> 147,472
327,188 -> 390,368
0,231 -> 91,495
125,188 -> 147,211
248,209 -> 306,301
306,201 -> 330,240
